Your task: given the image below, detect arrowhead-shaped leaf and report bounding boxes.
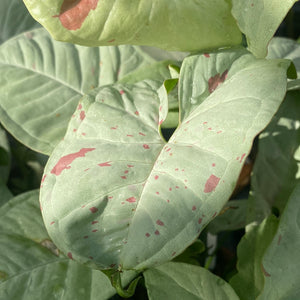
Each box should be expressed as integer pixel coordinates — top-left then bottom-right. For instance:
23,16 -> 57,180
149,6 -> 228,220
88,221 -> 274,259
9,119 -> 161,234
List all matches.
232,0 -> 297,58
144,262 -> 239,300
0,28 -> 174,155
0,190 -> 136,299
40,49 -> 291,271
23,0 -> 242,51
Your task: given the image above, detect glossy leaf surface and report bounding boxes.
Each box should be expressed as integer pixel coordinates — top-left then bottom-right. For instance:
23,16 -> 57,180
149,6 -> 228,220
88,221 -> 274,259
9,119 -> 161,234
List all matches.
0,29 -> 173,154
144,262 -> 239,300
232,0 -> 297,58
40,49 -> 290,271
23,0 -> 242,51
0,190 -> 135,299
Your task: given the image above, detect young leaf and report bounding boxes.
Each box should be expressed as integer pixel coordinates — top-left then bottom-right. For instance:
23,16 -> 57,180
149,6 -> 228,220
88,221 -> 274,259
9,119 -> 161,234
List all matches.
23,0 -> 242,51
257,183 -> 300,300
144,262 -> 239,300
0,28 -> 174,155
0,190 -> 136,299
40,50 -> 291,272
231,0 -> 298,58
247,91 -> 300,224
0,0 -> 39,44
230,216 -> 279,300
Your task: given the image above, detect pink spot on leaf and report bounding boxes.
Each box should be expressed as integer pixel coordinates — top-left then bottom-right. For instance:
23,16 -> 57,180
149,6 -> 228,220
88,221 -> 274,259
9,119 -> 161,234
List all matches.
126,197 -> 136,203
212,163 -> 216,167
121,176 -> 127,179
80,110 -> 86,121
208,70 -> 228,93
261,264 -> 271,277
67,252 -> 73,260
53,0 -> 99,31
143,144 -> 150,149
98,161 -> 112,167
50,221 -> 55,225
139,132 -> 146,136
156,220 -> 164,226
127,164 -> 134,168
124,170 -> 129,174
92,229 -> 98,232
92,221 -> 98,225
108,39 -> 116,43
277,235 -> 282,245
198,218 -> 203,224
155,230 -> 160,235
192,206 -> 196,211
89,207 -> 98,213
119,90 -> 124,95
172,251 -> 176,256
240,153 -> 246,163
51,148 -> 95,176
145,233 -> 150,237
204,174 -> 220,193
154,175 -> 159,180
204,53 -> 210,58
135,111 -> 139,116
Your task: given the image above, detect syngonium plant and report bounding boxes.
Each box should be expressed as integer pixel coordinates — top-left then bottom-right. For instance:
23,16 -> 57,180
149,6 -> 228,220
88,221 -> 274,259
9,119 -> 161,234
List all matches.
0,0 -> 300,299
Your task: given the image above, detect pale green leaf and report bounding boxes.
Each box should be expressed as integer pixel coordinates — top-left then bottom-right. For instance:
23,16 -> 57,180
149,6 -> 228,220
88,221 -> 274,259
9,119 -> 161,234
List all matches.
0,0 -> 39,44
267,37 -> 300,79
247,91 -> 300,224
0,28 -> 174,155
258,183 -> 300,300
144,262 -> 239,300
0,190 -> 136,299
40,50 -> 290,271
230,216 -> 279,300
23,0 -> 242,51
232,0 -> 297,58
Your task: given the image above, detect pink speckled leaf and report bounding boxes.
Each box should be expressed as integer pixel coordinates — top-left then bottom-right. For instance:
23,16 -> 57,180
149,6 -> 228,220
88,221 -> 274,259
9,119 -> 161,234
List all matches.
40,49 -> 291,272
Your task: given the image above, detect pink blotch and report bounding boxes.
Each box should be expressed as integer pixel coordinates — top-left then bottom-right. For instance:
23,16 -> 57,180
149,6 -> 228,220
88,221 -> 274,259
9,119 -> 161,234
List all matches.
121,202 -> 125,205
236,157 -> 240,161
198,218 -> 203,224
155,230 -> 160,235
121,176 -> 127,179
77,104 -> 82,110
89,207 -> 98,213
111,126 -> 118,130
83,236 -> 89,239
204,174 -> 220,193
98,161 -> 112,167
239,153 -> 246,163
175,168 -> 179,171
175,186 -> 179,189
139,132 -> 146,136
92,229 -> 98,232
277,235 -> 282,245
135,111 -> 139,116
53,0 -> 99,31
204,53 -> 210,58
217,130 -> 222,134
156,220 -> 164,226
154,175 -> 159,180
50,221 -> 55,225
169,188 -> 172,191
203,122 -> 208,125
126,197 -> 136,203
127,164 -> 134,168
41,174 -> 47,183
251,3 -> 254,6
108,196 -> 113,199
156,192 -> 160,195
81,132 -> 86,136
208,127 -> 212,131
84,168 -> 90,172
119,90 -> 124,95
81,205 -> 86,208
124,170 -> 129,174
166,147 -> 171,152
67,252 -> 73,260
212,212 -> 217,218
143,144 -> 150,149
192,206 -> 196,211
73,129 -> 77,132
145,233 -> 150,237
159,120 -> 163,125
159,105 -> 162,112
208,70 -> 228,93
172,252 -> 176,256
51,148 -> 95,176
167,199 -> 170,203
127,134 -> 133,137
185,186 -> 188,189
92,221 -> 98,225
212,163 -> 216,167
80,110 -> 85,121
108,39 -> 116,43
